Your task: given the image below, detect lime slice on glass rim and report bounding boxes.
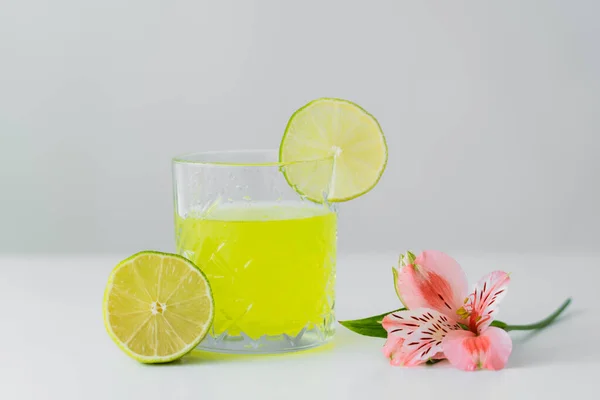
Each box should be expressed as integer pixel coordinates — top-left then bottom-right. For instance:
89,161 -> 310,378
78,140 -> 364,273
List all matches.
103,251 -> 214,363
279,98 -> 387,202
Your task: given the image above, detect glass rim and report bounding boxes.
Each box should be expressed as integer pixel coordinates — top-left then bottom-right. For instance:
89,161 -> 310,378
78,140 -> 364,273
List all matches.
172,149 -> 333,167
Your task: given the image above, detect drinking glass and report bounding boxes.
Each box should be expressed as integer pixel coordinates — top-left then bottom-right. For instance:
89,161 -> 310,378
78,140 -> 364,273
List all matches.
172,150 -> 337,353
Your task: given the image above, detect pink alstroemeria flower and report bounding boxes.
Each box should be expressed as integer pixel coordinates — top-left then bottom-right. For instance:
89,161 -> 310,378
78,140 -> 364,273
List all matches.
382,250 -> 512,371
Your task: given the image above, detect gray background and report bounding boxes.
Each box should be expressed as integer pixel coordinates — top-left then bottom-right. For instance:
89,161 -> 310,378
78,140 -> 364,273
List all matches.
1,0 -> 598,255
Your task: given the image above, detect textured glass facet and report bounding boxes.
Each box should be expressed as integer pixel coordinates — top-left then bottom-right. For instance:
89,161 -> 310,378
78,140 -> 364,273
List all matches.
173,150 -> 336,353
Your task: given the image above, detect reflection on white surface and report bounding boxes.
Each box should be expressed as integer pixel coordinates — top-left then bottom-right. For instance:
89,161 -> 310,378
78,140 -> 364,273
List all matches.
0,252 -> 596,399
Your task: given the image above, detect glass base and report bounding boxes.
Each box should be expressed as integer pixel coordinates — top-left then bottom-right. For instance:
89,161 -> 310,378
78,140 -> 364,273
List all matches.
197,322 -> 335,354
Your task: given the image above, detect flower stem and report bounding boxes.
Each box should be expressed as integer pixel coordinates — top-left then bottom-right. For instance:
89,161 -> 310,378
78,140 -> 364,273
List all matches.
491,297 -> 572,331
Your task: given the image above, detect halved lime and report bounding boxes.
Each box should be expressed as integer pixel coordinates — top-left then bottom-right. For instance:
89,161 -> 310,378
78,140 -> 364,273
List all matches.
279,98 -> 387,202
103,251 -> 214,363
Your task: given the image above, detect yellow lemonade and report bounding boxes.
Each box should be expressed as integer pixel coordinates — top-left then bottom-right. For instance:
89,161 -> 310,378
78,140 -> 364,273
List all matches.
175,202 -> 336,340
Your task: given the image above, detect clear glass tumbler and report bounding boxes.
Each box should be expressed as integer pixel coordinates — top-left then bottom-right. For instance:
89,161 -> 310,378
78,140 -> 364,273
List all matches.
172,150 -> 337,353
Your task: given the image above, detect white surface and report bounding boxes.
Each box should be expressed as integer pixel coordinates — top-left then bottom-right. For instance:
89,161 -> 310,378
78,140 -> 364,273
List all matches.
1,0 -> 600,254
1,252 -> 597,400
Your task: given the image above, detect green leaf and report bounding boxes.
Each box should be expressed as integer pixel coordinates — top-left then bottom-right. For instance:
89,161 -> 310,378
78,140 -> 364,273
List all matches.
338,309 -> 405,338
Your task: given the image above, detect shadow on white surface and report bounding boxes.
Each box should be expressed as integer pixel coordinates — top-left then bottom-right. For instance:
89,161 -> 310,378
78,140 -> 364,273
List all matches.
508,309 -> 590,368
167,326 -> 361,366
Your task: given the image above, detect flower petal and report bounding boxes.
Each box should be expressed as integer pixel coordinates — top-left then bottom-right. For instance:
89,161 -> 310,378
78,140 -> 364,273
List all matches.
382,335 -> 406,366
382,309 -> 431,338
395,250 -> 469,316
442,327 -> 512,371
463,271 -> 510,332
383,307 -> 460,366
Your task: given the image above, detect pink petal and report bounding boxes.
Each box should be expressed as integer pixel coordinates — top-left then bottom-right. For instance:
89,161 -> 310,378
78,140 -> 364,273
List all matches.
383,308 -> 461,366
382,309 -> 429,337
382,335 -> 406,366
442,327 -> 512,371
395,250 -> 469,317
463,271 -> 510,332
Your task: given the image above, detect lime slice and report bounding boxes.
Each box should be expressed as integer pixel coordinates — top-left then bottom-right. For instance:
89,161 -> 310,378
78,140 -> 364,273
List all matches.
103,251 -> 214,363
279,98 -> 387,202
